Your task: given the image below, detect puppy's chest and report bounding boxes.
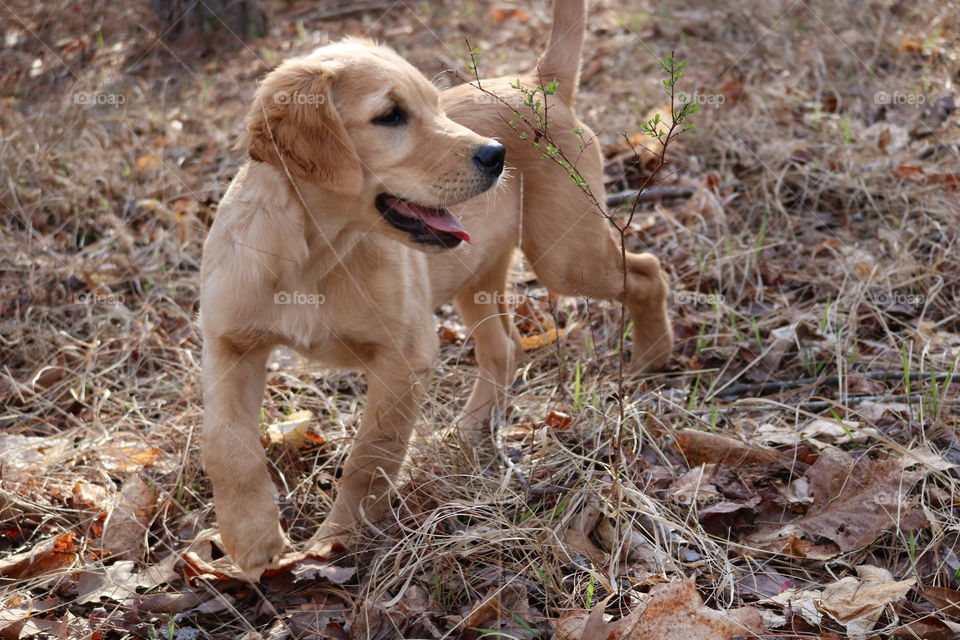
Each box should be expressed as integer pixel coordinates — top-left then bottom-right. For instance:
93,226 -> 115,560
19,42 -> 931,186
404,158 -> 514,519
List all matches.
273,280 -> 374,355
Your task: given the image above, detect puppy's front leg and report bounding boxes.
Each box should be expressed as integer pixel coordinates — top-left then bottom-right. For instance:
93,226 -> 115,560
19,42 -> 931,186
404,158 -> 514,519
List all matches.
308,349 -> 431,553
202,336 -> 286,578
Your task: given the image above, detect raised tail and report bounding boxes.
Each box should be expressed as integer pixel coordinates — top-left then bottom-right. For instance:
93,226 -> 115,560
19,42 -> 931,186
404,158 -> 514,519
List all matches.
534,0 -> 587,108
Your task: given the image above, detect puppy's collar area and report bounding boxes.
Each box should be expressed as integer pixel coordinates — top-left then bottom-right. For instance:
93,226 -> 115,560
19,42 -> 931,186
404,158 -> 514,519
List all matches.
375,193 -> 470,248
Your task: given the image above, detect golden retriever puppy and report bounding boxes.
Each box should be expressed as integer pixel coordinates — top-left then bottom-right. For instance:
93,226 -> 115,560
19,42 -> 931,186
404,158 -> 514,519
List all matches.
201,0 -> 671,579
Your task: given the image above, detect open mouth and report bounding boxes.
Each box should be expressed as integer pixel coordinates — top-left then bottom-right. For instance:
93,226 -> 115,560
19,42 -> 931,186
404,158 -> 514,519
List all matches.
375,193 -> 470,249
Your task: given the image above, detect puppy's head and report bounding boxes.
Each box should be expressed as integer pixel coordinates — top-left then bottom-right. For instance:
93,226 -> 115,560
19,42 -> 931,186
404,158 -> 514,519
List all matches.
239,39 -> 504,251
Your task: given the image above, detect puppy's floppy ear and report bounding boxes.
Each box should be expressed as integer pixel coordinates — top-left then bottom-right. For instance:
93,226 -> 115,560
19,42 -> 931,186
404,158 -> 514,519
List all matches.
238,58 -> 363,195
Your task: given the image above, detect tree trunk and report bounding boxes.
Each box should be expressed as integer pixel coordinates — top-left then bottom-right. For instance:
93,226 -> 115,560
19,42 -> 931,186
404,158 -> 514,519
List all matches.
151,0 -> 268,40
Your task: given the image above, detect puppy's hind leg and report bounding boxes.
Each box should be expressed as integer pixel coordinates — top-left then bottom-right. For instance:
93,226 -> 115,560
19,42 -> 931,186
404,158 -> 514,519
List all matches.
454,248 -> 524,453
520,148 -> 673,372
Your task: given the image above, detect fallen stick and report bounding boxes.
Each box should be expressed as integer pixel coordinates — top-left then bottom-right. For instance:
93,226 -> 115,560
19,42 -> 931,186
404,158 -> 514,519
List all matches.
713,370 -> 951,400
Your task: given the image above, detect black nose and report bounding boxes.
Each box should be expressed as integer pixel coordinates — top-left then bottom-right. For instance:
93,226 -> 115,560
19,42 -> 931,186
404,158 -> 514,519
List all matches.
473,142 -> 505,177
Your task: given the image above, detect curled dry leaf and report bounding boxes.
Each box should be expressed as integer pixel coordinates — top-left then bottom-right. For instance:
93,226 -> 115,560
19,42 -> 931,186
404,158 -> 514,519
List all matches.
544,410 -> 571,430
596,516 -> 674,572
669,463 -> 721,506
135,590 -> 208,614
554,579 -> 764,640
101,473 -> 157,560
0,532 -> 77,580
519,322 -> 580,352
460,584 -> 536,640
901,444 -> 954,472
821,568 -> 915,639
673,428 -> 781,467
756,418 -> 876,450
266,409 -> 318,448
771,565 -> 914,640
560,500 -> 607,569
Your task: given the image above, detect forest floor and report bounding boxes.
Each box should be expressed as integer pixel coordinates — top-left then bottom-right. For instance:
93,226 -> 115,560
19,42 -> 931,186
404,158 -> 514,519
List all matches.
1,0 -> 959,638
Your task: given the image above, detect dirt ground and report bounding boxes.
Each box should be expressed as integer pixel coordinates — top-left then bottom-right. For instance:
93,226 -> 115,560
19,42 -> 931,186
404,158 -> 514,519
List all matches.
1,0 -> 959,638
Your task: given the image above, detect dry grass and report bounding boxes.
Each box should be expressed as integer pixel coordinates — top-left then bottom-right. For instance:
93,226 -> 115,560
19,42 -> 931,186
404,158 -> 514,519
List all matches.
1,0 -> 959,638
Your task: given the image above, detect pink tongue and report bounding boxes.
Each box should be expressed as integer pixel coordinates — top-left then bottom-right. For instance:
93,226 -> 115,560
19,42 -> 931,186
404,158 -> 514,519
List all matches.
392,199 -> 471,243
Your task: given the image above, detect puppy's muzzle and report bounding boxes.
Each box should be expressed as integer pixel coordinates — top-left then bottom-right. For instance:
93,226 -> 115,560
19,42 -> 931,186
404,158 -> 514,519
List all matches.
473,142 -> 505,178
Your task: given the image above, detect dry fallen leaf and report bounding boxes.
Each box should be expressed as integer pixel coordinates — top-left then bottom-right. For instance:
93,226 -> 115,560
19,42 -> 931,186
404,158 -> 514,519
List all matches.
266,409 -> 315,448
794,448 -> 925,551
669,463 -> 721,506
560,500 -> 607,569
520,322 -> 580,352
596,516 -> 674,571
918,585 -> 960,618
134,154 -> 161,175
756,418 -> 876,450
673,428 -> 781,466
544,410 -> 571,430
819,565 -> 915,639
901,444 -> 954,472
554,579 -> 764,640
0,532 -> 78,580
99,442 -> 164,472
76,560 -> 140,604
101,473 -> 157,560
490,7 -> 531,22
0,433 -> 75,482
461,584 -> 535,640
291,558 -> 356,585
749,448 -> 926,555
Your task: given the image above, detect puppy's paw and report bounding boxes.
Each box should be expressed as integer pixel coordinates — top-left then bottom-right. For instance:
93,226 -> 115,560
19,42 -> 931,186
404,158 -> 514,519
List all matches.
629,326 -> 674,373
304,521 -> 351,560
219,510 -> 287,581
627,256 -> 674,373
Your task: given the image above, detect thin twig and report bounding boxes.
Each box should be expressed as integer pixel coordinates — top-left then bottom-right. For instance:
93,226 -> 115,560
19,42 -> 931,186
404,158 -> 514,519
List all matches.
713,370 -> 951,399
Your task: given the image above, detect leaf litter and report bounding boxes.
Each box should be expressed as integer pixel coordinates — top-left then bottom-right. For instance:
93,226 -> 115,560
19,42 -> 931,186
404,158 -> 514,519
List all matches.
1,0 -> 959,637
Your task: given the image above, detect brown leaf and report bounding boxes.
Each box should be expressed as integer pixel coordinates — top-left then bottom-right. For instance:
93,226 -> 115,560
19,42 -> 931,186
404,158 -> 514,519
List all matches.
0,434 -> 75,482
490,7 -> 531,22
76,560 -> 139,604
560,501 -> 606,568
818,566 -> 915,638
544,410 -> 571,430
99,443 -> 164,472
135,590 -> 208,613
596,516 -> 673,571
554,579 -> 764,640
134,154 -> 161,175
794,449 -> 924,551
895,165 -> 960,187
673,429 -> 781,466
70,479 -> 110,514
349,600 -> 402,640
101,474 -> 157,560
891,616 -> 960,640
460,585 -> 536,640
918,585 -> 960,617
266,410 -> 315,448
0,532 -> 77,579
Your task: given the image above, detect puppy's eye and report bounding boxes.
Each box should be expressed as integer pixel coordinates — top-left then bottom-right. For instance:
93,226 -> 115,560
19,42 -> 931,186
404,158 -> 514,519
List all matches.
372,106 -> 406,126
